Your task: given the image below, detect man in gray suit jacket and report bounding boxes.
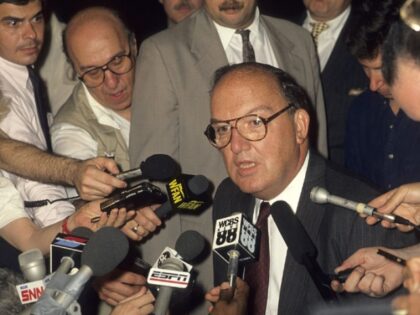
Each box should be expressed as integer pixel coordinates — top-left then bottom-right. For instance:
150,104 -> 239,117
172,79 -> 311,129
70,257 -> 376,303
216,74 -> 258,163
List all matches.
206,63 -> 416,314
130,1 -> 327,313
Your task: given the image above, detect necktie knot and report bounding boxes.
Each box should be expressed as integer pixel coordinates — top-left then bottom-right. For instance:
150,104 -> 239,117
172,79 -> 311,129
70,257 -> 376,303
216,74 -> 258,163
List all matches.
310,22 -> 329,44
235,29 -> 256,62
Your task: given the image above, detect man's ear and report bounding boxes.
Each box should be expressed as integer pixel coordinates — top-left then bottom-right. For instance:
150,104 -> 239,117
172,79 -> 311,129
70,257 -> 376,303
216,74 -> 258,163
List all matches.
130,33 -> 138,57
293,109 -> 310,144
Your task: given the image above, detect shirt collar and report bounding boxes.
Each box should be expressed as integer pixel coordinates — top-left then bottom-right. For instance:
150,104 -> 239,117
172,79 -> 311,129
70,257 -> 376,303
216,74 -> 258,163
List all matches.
213,7 -> 261,50
0,55 -> 30,90
255,151 -> 310,215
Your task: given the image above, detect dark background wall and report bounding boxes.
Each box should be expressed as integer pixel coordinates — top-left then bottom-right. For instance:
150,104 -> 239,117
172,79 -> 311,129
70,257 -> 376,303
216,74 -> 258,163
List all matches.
48,0 -> 306,43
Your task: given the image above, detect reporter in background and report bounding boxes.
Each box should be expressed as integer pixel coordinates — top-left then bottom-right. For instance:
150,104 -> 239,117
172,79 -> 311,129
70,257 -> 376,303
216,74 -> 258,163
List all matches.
331,18 -> 420,302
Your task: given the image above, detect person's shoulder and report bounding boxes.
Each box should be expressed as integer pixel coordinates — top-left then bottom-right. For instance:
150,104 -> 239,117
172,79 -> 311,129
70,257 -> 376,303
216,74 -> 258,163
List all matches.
261,15 -> 310,37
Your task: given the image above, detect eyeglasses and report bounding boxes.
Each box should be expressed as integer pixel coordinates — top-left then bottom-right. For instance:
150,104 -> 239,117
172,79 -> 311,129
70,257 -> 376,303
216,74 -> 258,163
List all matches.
204,104 -> 295,149
79,52 -> 135,88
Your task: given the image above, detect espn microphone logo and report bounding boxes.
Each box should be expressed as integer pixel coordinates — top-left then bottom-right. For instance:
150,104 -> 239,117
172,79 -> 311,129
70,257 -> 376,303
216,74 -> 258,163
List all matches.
147,268 -> 190,288
213,213 -> 259,264
16,280 -> 45,304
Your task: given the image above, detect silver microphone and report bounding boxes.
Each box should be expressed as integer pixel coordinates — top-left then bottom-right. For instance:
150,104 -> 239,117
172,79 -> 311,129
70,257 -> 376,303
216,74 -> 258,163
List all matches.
310,186 -> 415,227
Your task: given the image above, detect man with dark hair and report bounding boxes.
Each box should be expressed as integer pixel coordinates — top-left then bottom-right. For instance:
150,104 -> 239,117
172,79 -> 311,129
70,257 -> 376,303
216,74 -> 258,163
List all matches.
0,0 -> 126,228
344,0 -> 420,191
130,1 -> 327,312
204,62 -> 417,314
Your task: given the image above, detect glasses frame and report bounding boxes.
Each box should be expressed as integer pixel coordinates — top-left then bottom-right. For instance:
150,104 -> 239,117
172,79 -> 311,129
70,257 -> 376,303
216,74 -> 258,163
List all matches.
78,50 -> 135,88
204,103 -> 295,149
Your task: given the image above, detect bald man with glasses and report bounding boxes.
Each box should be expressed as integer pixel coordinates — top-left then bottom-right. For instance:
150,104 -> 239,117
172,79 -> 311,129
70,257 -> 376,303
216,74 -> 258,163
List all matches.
51,7 -> 136,184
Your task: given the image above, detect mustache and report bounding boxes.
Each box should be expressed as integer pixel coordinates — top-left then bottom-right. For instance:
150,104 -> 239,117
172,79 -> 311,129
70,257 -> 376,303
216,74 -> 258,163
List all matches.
18,40 -> 41,50
219,0 -> 244,11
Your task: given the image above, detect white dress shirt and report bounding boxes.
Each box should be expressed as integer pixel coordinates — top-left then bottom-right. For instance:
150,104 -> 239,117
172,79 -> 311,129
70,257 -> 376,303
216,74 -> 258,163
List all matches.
0,56 -> 74,227
51,84 -> 130,197
0,176 -> 28,229
253,152 -> 310,315
303,6 -> 350,71
213,8 -> 278,67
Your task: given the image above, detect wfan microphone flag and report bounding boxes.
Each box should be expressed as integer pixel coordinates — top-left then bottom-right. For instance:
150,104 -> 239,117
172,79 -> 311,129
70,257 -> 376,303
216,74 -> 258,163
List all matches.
213,213 -> 259,264
165,174 -> 210,212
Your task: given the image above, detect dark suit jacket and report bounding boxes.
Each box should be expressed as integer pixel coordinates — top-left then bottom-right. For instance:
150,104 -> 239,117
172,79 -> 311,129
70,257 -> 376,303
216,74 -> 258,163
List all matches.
213,153 -> 418,315
130,9 -> 327,313
296,9 -> 369,165
321,10 -> 368,165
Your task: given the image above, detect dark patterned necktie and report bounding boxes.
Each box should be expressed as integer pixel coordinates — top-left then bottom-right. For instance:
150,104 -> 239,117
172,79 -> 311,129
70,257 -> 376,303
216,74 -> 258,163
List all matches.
236,29 -> 256,62
245,201 -> 270,314
27,66 -> 52,152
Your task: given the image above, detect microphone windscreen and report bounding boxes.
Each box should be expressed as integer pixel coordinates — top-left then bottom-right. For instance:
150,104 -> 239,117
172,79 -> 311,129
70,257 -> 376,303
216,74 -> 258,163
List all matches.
175,230 -> 206,262
187,175 -> 210,195
271,201 -> 317,263
71,227 -> 93,239
81,227 -> 129,276
140,154 -> 180,181
18,248 -> 46,281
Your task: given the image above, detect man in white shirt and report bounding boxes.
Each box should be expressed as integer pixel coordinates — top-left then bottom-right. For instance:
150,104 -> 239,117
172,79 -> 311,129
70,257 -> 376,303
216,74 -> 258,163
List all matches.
301,0 -> 368,165
52,7 -> 137,185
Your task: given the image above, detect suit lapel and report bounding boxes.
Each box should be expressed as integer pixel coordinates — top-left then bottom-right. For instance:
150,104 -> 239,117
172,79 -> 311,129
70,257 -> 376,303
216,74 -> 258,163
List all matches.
261,15 -> 304,76
278,153 -> 328,314
189,9 -> 229,88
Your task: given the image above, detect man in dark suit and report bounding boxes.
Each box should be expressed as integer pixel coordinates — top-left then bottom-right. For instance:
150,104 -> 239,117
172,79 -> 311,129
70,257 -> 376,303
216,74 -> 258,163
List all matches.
300,0 -> 368,165
130,1 -> 327,313
205,62 -> 417,314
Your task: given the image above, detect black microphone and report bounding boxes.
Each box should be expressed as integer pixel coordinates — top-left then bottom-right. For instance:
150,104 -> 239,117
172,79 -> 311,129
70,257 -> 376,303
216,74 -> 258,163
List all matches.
116,154 -> 180,181
150,230 -> 206,315
212,213 -> 259,289
154,174 -> 211,218
51,227 -> 129,310
270,201 -> 337,302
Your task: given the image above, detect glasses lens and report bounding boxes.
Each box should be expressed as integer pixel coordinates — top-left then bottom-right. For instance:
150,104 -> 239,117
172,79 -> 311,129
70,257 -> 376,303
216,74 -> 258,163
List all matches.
206,123 -> 231,148
108,55 -> 134,75
237,115 -> 266,141
81,55 -> 134,88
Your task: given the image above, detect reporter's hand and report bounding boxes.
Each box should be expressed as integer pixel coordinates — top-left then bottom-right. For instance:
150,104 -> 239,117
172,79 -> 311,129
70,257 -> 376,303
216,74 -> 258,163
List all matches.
94,270 -> 147,306
206,278 -> 249,315
368,183 -> 420,231
122,205 -> 162,241
68,200 -> 135,232
111,287 -> 155,315
331,247 -> 404,297
72,157 -> 127,201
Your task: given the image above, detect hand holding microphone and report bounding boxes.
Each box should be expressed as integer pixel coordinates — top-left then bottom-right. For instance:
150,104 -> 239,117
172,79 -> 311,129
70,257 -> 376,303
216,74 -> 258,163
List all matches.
310,186 -> 420,230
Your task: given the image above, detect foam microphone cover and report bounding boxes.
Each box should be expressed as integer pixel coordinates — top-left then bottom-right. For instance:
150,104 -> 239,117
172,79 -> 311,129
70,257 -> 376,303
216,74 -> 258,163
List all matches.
71,227 -> 93,239
188,175 -> 210,195
270,201 -> 318,263
81,227 -> 129,277
140,154 -> 180,181
175,230 -> 206,262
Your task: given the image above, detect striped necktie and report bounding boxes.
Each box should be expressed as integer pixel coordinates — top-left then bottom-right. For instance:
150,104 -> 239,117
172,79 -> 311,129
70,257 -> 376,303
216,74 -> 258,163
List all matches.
236,29 -> 256,62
